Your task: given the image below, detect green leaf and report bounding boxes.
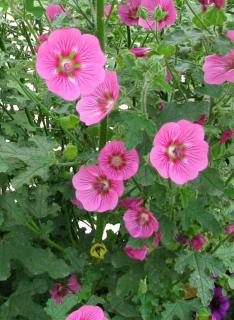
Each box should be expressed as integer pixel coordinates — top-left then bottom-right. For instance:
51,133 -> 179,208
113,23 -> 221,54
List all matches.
45,295 -> 78,320
0,229 -> 71,281
0,136 -> 56,188
205,7 -> 227,26
193,168 -> 224,196
24,0 -> 44,18
175,252 -> 225,305
214,243 -> 234,271
161,299 -> 201,320
127,238 -> 149,249
60,115 -> 79,129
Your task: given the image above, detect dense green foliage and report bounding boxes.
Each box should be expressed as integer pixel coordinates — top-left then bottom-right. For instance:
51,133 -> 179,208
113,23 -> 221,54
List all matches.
0,1 -> 234,319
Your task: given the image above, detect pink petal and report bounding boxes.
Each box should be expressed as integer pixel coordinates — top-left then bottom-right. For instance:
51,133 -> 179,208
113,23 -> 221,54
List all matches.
36,41 -> 57,80
46,75 -> 81,101
153,122 -> 180,146
76,189 -> 101,212
177,120 -> 205,143
97,189 -> 119,212
66,305 -> 106,320
150,146 -> 170,179
110,179 -> 125,197
67,274 -> 81,293
124,244 -> 148,261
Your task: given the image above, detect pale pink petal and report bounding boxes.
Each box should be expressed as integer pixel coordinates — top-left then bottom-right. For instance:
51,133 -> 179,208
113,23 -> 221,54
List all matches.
77,97 -> 106,126
36,41 -> 57,80
97,189 -> 119,212
46,4 -> 64,21
66,305 -> 106,320
124,245 -> 148,261
110,179 -> 125,197
169,160 -> 200,185
78,34 -> 106,65
46,75 -> 81,101
76,189 -> 101,212
72,165 -> 97,191
153,122 -> 180,146
203,54 -> 229,84
47,28 -> 82,56
177,120 -> 205,143
150,146 -> 170,179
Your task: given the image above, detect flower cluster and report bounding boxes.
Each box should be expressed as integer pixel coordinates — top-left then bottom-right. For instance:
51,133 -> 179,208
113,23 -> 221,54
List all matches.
50,274 -> 81,304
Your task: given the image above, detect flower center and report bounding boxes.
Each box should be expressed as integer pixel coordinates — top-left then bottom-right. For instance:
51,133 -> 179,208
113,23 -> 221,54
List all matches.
129,7 -> 138,19
138,211 -> 150,225
97,92 -> 114,112
93,177 -> 110,194
108,153 -> 126,169
166,142 -> 186,162
56,51 -> 80,76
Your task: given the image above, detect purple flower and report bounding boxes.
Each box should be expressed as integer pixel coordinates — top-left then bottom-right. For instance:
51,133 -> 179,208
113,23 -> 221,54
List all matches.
209,286 -> 230,320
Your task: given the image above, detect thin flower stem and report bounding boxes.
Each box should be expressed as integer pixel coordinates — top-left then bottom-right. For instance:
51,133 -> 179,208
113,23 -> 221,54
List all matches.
184,0 -> 212,35
126,26 -> 131,48
20,22 -> 35,55
96,0 -> 106,242
73,0 -> 94,28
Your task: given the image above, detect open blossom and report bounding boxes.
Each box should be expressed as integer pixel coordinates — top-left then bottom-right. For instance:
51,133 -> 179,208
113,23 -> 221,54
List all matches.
36,28 -> 106,101
150,120 -> 209,185
118,0 -> 141,26
119,197 -> 144,209
189,234 -> 206,251
98,141 -> 139,181
130,47 -> 151,59
209,286 -> 230,320
139,0 -> 176,31
123,207 -> 159,239
46,4 -> 65,21
226,31 -> 234,42
50,274 -> 81,304
76,71 -> 119,126
219,129 -> 234,144
225,224 -> 234,234
203,50 -> 234,85
72,165 -> 124,212
66,306 -> 108,320
124,244 -> 148,261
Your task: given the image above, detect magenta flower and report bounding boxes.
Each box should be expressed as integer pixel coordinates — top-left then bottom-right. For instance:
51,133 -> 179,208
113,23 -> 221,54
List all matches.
98,141 -> 139,181
203,50 -> 234,85
36,28 -> 106,101
46,4 -> 65,21
76,71 -> 119,126
225,224 -> 234,234
118,0 -> 141,26
72,165 -> 124,212
150,120 -> 209,185
139,0 -> 176,31
219,129 -> 234,144
153,231 -> 163,247
194,114 -> 207,126
66,305 -> 108,320
124,244 -> 148,261
211,0 -> 225,8
209,286 -> 230,320
119,197 -> 144,209
130,47 -> 151,59
35,32 -> 50,53
49,274 -> 81,305
123,207 -> 159,239
226,30 -> 234,42
189,234 -> 206,251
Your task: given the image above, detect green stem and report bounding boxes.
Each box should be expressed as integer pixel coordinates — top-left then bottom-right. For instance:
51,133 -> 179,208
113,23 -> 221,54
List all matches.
126,26 -> 131,48
225,171 -> 234,186
96,0 -> 106,242
73,0 -> 94,27
184,0 -> 212,34
20,22 -> 35,55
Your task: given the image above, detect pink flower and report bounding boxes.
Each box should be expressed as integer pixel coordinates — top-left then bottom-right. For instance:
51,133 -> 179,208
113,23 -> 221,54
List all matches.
130,47 -> 151,59
211,0 -> 225,8
104,4 -> 113,19
166,68 -> 172,82
76,71 -> 119,126
35,32 -> 50,53
177,234 -> 189,245
153,231 -> 163,247
219,129 -> 234,144
139,0 -> 176,31
119,197 -> 144,209
67,274 -> 81,293
123,207 -> 159,239
194,114 -> 207,126
189,234 -> 206,251
150,120 -> 209,185
50,274 -> 81,305
36,28 -> 106,101
118,0 -> 141,26
72,165 -> 124,212
226,31 -> 234,42
225,225 -> 234,234
124,244 -> 148,261
46,4 -> 65,21
203,50 -> 234,85
98,141 -> 139,181
66,306 -> 107,320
